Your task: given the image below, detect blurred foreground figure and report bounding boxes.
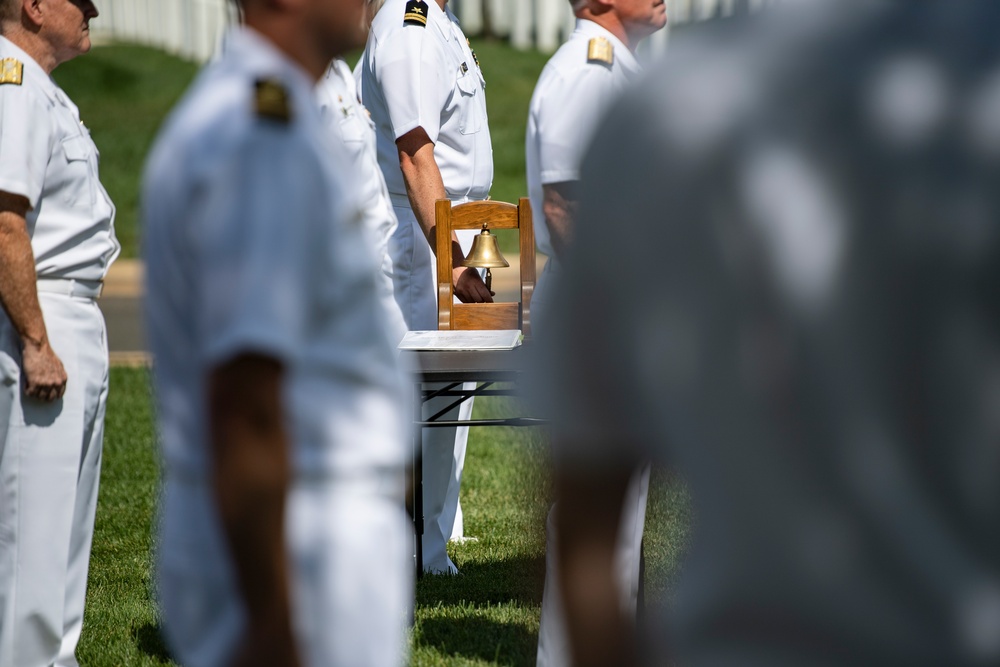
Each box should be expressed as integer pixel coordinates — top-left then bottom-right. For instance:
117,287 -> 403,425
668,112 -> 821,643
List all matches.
537,2 -> 1000,665
524,0 -> 665,663
0,0 -> 117,665
142,0 -> 410,664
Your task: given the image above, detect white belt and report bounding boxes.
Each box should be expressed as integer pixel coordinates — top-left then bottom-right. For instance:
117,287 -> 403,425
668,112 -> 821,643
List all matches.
36,278 -> 103,299
389,193 -> 487,208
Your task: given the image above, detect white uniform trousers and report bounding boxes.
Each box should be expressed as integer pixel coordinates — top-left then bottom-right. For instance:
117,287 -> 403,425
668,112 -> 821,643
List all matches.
530,257 -> 559,335
0,292 -> 109,667
536,464 -> 651,667
390,202 -> 477,574
157,473 -> 412,667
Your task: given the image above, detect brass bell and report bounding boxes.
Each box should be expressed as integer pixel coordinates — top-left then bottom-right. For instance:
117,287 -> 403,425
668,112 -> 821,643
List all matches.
462,223 -> 509,291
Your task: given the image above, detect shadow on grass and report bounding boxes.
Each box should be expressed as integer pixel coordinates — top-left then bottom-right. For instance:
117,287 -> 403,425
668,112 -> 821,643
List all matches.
417,554 -> 545,607
417,615 -> 538,666
131,621 -> 172,663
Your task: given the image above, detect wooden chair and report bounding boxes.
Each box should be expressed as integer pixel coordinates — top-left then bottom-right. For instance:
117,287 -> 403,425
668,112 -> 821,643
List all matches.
435,197 -> 535,337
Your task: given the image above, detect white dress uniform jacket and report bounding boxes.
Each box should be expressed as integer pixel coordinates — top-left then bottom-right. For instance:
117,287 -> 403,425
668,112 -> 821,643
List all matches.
360,0 -> 493,574
317,59 -> 407,343
142,27 -> 410,667
0,35 -> 118,667
361,0 -> 492,209
525,19 -> 639,319
524,22 -> 647,667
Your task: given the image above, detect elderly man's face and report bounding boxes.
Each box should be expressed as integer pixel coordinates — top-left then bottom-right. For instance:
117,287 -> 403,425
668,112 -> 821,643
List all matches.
616,0 -> 666,42
45,0 -> 99,65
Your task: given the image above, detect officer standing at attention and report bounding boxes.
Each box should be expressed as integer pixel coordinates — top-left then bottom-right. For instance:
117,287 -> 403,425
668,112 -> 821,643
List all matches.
0,0 -> 118,664
142,0 -> 410,663
525,0 -> 664,663
317,58 -> 407,342
359,0 -> 493,574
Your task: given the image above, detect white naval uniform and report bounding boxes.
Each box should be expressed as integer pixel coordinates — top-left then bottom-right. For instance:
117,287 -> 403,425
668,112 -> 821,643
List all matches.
317,59 -> 407,343
360,0 -> 494,574
524,21 -> 649,667
0,37 -> 118,667
142,27 -> 410,667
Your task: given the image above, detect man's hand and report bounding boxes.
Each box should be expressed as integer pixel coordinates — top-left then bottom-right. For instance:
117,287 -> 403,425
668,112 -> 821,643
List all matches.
0,191 -> 67,402
21,339 -> 67,401
227,628 -> 301,667
556,458 -> 637,667
453,266 -> 494,303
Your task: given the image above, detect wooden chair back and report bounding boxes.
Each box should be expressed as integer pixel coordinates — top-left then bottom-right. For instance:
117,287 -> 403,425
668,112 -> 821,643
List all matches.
435,198 -> 535,337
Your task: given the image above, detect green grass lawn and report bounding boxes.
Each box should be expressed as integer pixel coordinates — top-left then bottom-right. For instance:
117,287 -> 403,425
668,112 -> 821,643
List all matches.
79,368 -> 689,666
53,40 -> 549,258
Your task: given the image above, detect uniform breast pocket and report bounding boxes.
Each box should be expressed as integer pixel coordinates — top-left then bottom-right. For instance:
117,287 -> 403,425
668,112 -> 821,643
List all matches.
61,134 -> 97,208
455,71 -> 482,135
339,111 -> 367,145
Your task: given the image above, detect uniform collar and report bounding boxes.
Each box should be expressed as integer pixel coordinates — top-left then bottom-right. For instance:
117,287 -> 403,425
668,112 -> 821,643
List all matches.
574,19 -> 641,77
0,36 -> 60,104
426,0 -> 456,42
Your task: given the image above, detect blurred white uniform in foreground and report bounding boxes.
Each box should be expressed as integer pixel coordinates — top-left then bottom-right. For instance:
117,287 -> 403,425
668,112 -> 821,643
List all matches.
536,2 -> 1000,665
142,26 -> 410,667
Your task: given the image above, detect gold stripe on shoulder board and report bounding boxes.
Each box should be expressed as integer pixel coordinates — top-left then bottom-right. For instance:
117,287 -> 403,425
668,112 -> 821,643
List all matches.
587,37 -> 613,67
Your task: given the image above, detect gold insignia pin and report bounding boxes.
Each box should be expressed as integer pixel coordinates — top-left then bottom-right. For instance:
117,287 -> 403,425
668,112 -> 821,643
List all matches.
255,78 -> 292,123
0,58 -> 23,86
587,37 -> 614,67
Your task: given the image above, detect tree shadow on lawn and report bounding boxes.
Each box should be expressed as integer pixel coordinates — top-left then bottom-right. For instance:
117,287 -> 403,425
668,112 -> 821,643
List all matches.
416,615 -> 538,667
416,554 -> 546,607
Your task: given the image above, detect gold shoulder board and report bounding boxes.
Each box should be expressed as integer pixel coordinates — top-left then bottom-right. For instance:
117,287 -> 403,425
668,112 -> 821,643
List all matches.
587,37 -> 614,67
255,78 -> 292,123
0,58 -> 23,86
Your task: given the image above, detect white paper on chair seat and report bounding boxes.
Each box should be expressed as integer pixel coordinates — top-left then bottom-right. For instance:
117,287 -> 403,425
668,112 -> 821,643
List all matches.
398,330 -> 523,350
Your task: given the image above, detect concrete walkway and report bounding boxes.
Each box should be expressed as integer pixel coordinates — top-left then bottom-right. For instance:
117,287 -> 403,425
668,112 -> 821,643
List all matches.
102,256 -> 545,365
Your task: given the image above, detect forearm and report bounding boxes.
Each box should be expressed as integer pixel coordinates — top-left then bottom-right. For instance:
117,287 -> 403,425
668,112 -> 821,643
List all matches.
397,129 -> 466,264
209,355 -> 297,653
399,143 -> 447,245
0,204 -> 48,347
556,460 -> 636,667
542,181 -> 578,260
397,128 -> 492,302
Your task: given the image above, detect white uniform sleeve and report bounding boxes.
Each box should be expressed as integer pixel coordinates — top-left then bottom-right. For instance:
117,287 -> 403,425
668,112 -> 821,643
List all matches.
536,65 -> 615,185
193,126 -> 319,368
374,25 -> 451,143
0,83 -> 49,208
